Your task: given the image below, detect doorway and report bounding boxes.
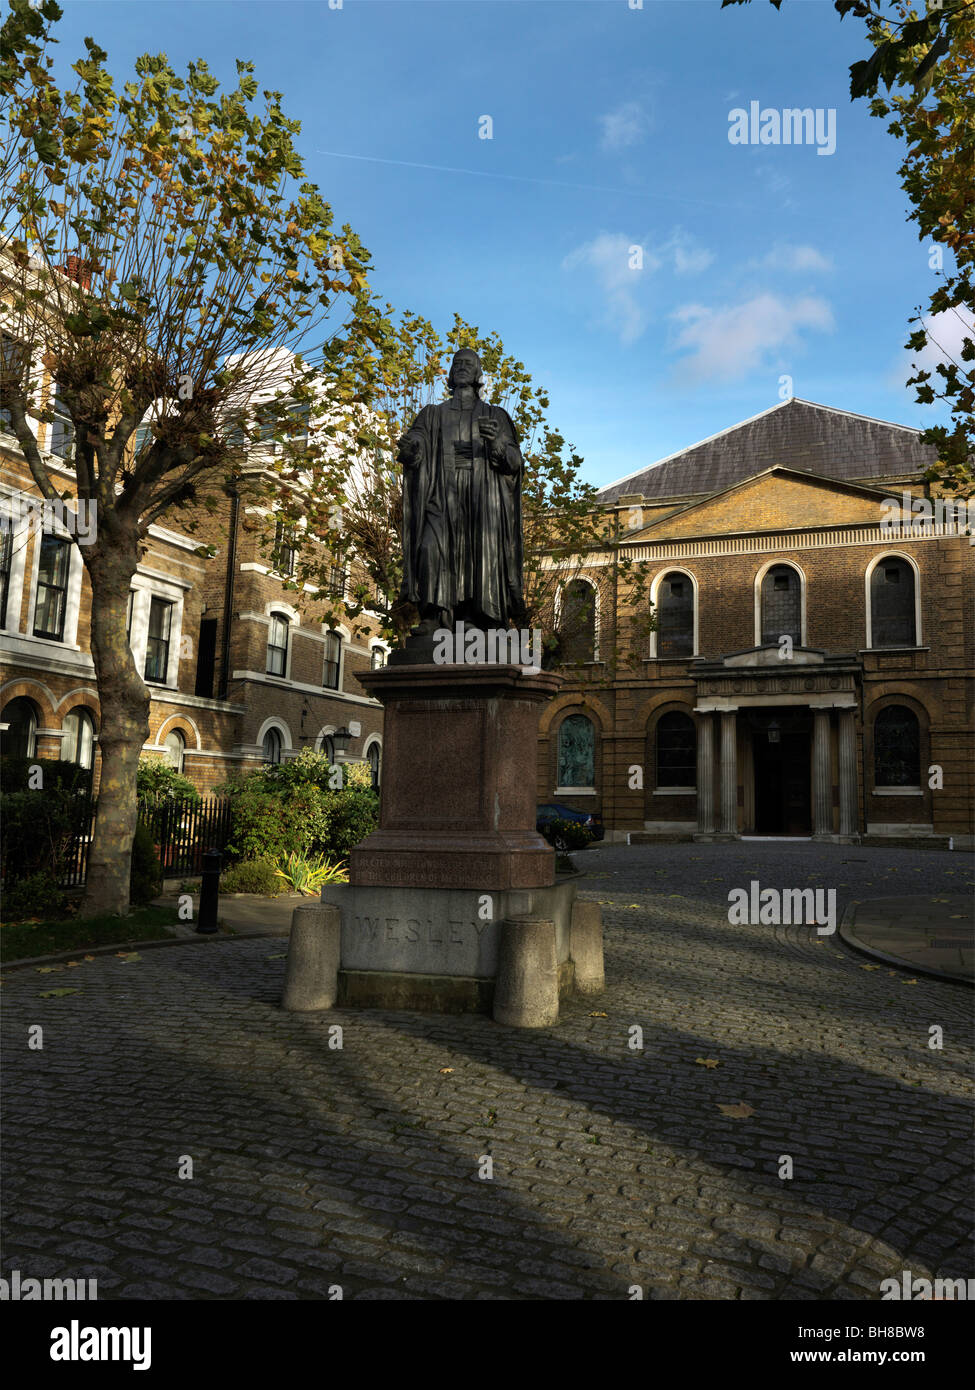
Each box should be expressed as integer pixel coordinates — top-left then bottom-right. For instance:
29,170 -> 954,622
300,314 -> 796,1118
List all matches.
751,711 -> 811,835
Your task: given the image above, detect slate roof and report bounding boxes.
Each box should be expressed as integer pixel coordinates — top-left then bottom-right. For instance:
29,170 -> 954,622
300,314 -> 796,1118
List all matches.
596,399 -> 938,503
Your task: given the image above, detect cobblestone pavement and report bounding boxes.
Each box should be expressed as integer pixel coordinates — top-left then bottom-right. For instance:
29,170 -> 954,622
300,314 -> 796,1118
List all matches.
2,842 -> 972,1301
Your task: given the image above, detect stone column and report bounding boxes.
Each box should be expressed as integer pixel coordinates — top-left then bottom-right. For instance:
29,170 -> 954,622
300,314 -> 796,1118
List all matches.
719,709 -> 738,838
696,713 -> 715,836
838,707 -> 858,839
812,709 -> 833,839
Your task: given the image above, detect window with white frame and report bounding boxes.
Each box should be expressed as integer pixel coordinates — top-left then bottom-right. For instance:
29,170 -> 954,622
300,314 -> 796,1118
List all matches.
33,533 -> 71,640
63,707 -> 96,769
272,519 -> 296,578
49,382 -> 75,460
322,630 -> 342,689
144,596 -> 174,682
262,727 -> 283,764
267,612 -> 290,677
0,517 -> 12,627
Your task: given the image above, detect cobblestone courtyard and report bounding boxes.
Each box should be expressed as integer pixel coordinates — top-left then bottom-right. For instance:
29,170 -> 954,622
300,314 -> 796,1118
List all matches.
3,843 -> 972,1301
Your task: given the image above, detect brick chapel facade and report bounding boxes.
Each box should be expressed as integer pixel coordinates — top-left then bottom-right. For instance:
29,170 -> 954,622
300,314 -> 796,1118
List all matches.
536,399 -> 974,848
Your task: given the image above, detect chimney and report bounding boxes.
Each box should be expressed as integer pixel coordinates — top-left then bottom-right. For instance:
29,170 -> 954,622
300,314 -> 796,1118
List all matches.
59,254 -> 93,292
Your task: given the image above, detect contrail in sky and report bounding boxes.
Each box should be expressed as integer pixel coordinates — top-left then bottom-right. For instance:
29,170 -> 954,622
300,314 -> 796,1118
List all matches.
316,149 -> 743,210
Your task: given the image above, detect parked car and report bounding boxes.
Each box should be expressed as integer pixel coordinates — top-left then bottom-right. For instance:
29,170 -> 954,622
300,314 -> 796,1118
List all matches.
536,802 -> 605,842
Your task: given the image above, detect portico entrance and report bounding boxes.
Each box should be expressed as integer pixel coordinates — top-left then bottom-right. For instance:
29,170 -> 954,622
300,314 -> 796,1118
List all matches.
748,708 -> 811,835
691,644 -> 862,842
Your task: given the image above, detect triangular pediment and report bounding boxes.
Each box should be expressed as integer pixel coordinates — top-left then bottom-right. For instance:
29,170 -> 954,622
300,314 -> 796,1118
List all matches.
626,467 -> 897,541
722,644 -> 825,668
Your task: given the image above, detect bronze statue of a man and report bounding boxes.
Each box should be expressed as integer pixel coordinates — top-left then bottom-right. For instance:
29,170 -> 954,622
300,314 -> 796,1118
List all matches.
397,348 -> 525,635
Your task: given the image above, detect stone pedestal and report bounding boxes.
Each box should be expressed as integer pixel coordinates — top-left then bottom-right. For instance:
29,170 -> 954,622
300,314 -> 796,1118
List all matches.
350,663 -> 560,889
281,661 -> 605,1025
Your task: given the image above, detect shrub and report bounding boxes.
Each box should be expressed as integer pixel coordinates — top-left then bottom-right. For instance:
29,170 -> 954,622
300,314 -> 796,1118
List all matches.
136,757 -> 201,808
0,757 -> 92,796
129,822 -> 163,905
274,852 -> 348,895
0,870 -> 68,923
0,786 -> 82,884
220,760 -> 379,866
220,857 -> 286,895
539,817 -> 593,852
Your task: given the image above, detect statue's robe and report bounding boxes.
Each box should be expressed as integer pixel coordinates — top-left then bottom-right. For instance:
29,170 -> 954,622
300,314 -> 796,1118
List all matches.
400,396 -> 524,628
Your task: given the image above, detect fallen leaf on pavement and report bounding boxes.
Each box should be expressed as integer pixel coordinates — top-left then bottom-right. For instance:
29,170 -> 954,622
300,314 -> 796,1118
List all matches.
438,1067 -> 454,1075
39,988 -> 80,998
717,1102 -> 755,1118
116,952 -> 141,963
695,1057 -> 721,1069
589,1011 -> 608,1018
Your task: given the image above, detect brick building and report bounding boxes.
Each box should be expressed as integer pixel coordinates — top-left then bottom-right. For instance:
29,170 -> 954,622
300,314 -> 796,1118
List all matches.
537,399 -> 974,847
0,409 -> 388,792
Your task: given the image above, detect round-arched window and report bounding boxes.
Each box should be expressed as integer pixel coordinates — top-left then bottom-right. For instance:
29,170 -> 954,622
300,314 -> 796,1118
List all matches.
367,741 -> 381,789
874,705 -> 920,787
1,697 -> 38,759
761,565 -> 801,645
63,707 -> 96,769
163,728 -> 185,774
656,572 -> 694,657
557,713 -> 595,788
656,711 -> 696,788
262,727 -> 283,765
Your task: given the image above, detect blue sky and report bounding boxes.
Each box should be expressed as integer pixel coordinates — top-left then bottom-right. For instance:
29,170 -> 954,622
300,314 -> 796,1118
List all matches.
48,0 -> 949,488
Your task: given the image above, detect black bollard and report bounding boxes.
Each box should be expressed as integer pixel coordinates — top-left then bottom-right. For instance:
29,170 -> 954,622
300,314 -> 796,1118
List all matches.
196,848 -> 221,934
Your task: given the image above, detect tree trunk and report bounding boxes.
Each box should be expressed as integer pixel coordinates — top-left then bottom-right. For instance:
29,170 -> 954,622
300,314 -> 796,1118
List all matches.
80,533 -> 150,917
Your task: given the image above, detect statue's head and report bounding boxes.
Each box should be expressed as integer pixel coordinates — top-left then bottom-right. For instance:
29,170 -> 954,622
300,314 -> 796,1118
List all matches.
447,348 -> 484,395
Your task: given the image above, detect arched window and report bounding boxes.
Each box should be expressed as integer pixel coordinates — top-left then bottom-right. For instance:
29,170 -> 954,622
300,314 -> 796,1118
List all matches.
560,580 -> 596,664
1,697 -> 38,758
266,613 -> 289,677
870,558 -> 916,647
656,711 -> 696,788
557,713 -> 595,788
63,707 -> 95,769
163,728 -> 185,774
322,631 -> 342,689
262,727 -> 283,765
320,735 -> 335,764
657,572 -> 694,657
874,705 -> 920,787
761,564 -> 801,645
370,646 -> 387,670
367,741 -> 381,790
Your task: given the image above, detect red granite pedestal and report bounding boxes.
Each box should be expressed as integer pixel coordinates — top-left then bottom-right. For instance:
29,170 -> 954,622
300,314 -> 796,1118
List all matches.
350,663 -> 561,890
282,661 -> 606,1023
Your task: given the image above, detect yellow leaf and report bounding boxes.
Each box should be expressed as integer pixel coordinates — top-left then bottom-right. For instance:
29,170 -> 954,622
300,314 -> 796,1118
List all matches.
695,1057 -> 721,1069
438,1067 -> 454,1075
589,1011 -> 608,1018
717,1102 -> 755,1118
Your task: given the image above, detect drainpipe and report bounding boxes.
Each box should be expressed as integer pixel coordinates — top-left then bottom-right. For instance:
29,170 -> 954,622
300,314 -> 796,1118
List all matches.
218,487 -> 239,700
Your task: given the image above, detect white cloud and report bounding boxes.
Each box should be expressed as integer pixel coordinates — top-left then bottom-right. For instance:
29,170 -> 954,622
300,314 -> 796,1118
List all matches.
562,232 -> 660,344
599,101 -> 649,152
753,244 -> 833,273
907,305 -> 975,370
664,230 -> 714,275
670,293 -> 834,382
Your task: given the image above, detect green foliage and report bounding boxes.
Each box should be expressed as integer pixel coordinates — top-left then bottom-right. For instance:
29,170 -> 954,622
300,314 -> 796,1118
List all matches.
274,851 -> 348,895
0,756 -> 91,794
539,817 -> 593,852
0,783 -> 81,884
219,856 -> 286,895
0,869 -> 67,923
219,755 -> 379,865
129,821 -> 162,905
136,757 -> 201,808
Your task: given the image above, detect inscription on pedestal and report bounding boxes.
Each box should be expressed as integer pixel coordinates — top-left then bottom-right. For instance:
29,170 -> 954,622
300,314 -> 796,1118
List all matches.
324,885 -> 501,977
